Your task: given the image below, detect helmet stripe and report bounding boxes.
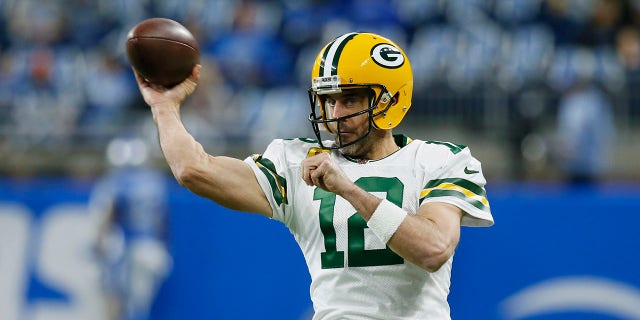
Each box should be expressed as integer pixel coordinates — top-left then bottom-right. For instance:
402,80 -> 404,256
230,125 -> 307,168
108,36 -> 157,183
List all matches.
319,41 -> 333,77
321,32 -> 357,77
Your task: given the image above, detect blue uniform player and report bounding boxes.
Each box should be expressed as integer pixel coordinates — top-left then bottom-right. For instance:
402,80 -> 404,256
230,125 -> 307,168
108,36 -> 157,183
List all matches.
90,137 -> 172,320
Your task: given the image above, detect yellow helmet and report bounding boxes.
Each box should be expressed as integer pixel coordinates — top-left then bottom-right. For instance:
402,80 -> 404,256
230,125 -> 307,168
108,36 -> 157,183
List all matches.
308,32 -> 413,149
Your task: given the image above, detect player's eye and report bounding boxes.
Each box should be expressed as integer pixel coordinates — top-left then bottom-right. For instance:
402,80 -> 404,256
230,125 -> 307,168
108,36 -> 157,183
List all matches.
344,96 -> 361,106
325,98 -> 336,108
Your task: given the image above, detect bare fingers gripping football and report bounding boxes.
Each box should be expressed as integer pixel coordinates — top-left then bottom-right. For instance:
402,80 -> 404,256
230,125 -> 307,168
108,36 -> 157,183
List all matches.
134,65 -> 201,110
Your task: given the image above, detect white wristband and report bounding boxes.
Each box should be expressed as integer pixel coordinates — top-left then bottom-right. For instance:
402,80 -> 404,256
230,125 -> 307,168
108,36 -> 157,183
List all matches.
367,199 -> 408,244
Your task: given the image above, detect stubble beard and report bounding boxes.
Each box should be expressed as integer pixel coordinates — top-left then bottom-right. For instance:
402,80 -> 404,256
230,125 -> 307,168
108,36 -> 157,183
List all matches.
338,128 -> 377,159
333,113 -> 375,159
340,140 -> 365,158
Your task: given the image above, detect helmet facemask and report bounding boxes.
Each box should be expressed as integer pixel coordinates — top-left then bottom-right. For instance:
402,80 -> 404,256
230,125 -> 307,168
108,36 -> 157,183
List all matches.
307,83 -> 393,149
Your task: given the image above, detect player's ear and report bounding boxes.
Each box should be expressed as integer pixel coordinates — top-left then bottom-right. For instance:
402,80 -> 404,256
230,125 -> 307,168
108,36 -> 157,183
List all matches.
391,93 -> 399,106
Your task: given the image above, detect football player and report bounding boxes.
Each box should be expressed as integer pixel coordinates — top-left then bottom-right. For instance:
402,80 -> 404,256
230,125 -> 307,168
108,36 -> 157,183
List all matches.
134,32 -> 494,319
90,136 -> 172,320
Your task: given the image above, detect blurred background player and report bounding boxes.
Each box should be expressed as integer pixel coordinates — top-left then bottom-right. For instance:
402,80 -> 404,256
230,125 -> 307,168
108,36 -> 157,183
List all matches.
89,135 -> 172,320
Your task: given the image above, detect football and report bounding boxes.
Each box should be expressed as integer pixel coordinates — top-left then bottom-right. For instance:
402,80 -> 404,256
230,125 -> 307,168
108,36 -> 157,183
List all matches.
126,18 -> 200,88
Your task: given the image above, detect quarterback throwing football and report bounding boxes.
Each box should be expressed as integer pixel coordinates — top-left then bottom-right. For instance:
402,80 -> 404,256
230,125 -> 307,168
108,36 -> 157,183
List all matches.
134,32 -> 494,319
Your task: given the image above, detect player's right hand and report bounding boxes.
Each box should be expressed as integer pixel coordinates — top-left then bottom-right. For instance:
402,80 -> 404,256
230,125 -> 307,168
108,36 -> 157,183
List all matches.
134,64 -> 201,110
302,152 -> 354,195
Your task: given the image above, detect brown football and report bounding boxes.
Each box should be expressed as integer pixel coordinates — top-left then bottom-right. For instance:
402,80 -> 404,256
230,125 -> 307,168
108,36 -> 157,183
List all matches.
126,18 -> 200,87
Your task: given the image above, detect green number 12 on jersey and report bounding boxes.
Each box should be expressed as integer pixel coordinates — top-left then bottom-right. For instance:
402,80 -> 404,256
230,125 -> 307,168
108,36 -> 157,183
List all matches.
314,177 -> 404,269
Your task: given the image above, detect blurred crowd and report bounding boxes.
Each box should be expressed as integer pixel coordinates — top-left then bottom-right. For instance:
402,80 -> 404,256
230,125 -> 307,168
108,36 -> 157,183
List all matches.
1,0 -> 639,181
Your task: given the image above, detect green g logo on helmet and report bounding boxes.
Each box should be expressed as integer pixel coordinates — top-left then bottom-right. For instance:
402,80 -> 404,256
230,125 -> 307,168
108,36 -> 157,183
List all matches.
371,43 -> 405,69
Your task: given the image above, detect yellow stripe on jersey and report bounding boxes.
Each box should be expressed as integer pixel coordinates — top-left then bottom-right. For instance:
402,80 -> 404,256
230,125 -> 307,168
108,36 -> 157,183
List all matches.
420,178 -> 489,211
421,183 -> 489,207
307,147 -> 331,158
252,154 -> 287,206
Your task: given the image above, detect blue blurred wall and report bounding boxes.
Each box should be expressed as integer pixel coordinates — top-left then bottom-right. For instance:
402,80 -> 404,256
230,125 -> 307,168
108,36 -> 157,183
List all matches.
1,178 -> 639,320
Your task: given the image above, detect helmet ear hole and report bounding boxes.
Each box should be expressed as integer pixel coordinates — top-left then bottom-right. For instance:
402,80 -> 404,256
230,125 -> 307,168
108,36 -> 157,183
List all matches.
379,92 -> 393,105
374,91 -> 393,115
391,92 -> 399,106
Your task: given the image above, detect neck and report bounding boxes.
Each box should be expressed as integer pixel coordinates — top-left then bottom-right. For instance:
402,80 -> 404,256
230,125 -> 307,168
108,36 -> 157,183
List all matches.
369,134 -> 400,160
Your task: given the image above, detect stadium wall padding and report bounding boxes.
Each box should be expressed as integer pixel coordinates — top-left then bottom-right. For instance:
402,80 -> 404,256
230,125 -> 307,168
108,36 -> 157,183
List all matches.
1,178 -> 639,320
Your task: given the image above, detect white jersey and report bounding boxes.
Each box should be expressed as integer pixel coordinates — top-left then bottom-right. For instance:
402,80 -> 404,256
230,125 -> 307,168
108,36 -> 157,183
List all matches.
244,135 -> 494,320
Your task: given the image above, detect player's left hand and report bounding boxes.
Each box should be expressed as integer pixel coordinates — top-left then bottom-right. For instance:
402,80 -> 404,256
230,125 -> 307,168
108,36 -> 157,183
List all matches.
302,152 -> 353,194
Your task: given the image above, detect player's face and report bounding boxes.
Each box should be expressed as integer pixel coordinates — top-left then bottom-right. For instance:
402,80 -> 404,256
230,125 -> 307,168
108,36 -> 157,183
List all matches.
323,89 -> 375,157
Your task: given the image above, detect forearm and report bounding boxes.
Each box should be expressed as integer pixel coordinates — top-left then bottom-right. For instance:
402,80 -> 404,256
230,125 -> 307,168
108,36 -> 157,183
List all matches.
150,104 -> 210,183
149,104 -> 272,216
337,183 -> 382,219
388,212 -> 457,272
340,183 -> 460,272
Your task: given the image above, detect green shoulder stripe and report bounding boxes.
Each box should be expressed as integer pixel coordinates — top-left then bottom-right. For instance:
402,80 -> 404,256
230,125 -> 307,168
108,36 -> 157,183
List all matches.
283,137 -> 319,144
297,137 -> 319,144
420,178 -> 489,211
393,134 -> 413,147
425,140 -> 467,154
424,178 -> 486,197
252,154 -> 287,206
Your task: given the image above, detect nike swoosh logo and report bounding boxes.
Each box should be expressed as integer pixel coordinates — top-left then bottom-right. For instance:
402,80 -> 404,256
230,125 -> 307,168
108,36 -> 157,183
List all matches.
464,167 -> 479,174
